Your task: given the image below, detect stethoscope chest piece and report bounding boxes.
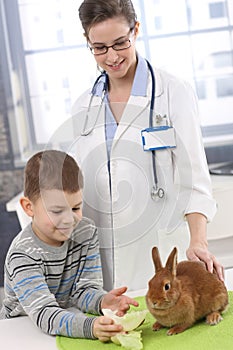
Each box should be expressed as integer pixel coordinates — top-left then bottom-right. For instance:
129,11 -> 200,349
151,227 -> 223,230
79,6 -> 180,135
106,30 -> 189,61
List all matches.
151,186 -> 165,200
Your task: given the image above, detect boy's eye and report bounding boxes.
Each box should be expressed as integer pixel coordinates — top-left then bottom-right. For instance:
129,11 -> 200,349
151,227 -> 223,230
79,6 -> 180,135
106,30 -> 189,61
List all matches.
51,210 -> 62,214
72,207 -> 81,212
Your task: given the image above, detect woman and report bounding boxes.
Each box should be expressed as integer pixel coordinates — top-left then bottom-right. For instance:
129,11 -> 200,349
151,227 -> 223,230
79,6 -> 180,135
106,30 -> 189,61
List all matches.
71,0 -> 223,291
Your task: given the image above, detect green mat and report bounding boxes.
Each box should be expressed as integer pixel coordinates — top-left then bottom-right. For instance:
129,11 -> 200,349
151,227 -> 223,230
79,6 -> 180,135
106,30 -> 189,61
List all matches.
56,291 -> 233,350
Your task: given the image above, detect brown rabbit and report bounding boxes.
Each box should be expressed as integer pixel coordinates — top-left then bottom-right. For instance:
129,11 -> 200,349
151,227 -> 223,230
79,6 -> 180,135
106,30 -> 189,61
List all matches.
146,246 -> 229,335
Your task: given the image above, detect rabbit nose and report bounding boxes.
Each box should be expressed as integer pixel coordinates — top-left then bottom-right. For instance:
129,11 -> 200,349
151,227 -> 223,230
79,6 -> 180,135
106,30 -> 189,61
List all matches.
152,302 -> 157,309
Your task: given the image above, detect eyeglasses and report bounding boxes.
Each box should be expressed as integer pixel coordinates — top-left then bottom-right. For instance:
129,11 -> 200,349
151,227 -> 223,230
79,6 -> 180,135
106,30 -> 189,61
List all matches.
89,29 -> 134,56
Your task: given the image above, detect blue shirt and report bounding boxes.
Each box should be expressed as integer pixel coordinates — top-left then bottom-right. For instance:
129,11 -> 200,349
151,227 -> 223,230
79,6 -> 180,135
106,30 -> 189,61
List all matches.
93,55 -> 148,157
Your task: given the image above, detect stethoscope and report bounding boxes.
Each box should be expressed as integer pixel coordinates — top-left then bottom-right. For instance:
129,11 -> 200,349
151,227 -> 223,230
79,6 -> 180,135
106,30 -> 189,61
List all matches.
81,59 -> 165,200
146,60 -> 165,200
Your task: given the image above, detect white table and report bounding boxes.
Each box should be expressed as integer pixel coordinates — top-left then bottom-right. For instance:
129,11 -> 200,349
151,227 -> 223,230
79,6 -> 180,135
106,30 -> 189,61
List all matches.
0,316 -> 57,350
0,290 -> 146,349
0,282 -> 232,349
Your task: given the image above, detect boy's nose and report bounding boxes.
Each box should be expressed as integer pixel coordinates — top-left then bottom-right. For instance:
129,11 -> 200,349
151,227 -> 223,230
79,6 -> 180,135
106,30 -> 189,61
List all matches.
62,211 -> 76,225
63,210 -> 82,225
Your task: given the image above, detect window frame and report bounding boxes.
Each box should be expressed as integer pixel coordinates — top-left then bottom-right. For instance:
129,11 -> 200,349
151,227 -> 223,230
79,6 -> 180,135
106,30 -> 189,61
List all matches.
1,0 -> 233,166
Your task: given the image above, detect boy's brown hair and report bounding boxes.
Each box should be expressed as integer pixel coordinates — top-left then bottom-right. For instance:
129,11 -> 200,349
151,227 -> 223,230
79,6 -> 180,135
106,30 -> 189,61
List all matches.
24,150 -> 83,201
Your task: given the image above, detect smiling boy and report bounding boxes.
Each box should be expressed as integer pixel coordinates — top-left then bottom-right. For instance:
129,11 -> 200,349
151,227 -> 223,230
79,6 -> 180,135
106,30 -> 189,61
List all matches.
0,150 -> 138,341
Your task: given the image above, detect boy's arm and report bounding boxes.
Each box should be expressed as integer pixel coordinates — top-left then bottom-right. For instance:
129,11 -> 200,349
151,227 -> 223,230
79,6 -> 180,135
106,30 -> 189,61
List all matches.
4,252 -> 100,339
3,221 -> 106,339
68,225 -> 107,314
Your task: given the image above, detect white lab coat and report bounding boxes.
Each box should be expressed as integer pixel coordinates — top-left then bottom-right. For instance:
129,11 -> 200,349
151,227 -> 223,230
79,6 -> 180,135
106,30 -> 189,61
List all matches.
69,66 -> 216,291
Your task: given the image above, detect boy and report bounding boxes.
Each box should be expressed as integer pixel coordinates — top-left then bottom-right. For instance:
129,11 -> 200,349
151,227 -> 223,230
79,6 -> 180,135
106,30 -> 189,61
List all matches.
0,150 -> 138,341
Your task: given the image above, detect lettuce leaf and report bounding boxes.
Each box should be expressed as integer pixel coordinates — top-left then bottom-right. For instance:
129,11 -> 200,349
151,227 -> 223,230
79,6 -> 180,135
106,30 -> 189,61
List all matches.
102,309 -> 148,332
111,331 -> 143,350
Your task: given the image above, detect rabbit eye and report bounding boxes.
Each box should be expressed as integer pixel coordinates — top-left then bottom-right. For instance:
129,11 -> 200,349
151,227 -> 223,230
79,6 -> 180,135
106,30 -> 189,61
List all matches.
164,283 -> 170,291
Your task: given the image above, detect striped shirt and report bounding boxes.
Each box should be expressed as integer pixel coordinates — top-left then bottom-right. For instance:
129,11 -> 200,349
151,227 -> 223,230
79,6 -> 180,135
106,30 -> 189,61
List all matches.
0,217 -> 106,338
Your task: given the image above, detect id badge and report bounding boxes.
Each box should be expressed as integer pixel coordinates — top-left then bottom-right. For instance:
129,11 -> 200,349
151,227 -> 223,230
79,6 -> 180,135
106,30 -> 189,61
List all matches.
141,126 -> 176,151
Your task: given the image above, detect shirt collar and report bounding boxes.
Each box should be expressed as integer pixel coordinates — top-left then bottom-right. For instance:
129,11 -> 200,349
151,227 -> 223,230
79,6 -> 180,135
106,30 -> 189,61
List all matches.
131,54 -> 148,96
92,54 -> 148,97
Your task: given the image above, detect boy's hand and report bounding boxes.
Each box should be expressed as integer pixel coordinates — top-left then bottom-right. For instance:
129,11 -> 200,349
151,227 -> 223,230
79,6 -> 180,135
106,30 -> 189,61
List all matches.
101,286 -> 139,316
93,316 -> 123,342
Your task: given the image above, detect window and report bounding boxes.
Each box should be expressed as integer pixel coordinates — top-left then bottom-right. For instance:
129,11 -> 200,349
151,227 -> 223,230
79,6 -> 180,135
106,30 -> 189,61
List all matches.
209,2 -> 226,18
212,51 -> 233,68
1,0 -> 233,165
216,75 -> 233,96
196,80 -> 207,100
154,16 -> 162,30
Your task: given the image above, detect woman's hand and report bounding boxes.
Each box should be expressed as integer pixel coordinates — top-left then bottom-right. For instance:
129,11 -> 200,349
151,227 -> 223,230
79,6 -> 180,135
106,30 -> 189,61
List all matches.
93,316 -> 123,342
186,212 -> 225,282
101,286 -> 139,316
186,244 -> 224,282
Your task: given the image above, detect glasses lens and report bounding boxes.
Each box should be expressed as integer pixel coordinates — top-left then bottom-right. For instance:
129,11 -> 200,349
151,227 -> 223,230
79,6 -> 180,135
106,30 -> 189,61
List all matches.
113,39 -> 131,51
90,46 -> 107,55
89,30 -> 133,55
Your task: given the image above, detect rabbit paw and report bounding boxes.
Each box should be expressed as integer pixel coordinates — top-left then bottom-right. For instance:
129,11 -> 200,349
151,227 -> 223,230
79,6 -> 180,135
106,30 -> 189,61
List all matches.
206,312 -> 223,325
167,324 -> 190,335
152,321 -> 164,331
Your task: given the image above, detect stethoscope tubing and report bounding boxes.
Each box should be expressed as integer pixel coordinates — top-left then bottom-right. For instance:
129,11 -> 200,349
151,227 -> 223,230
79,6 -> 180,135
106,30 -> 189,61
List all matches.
146,60 -> 165,199
81,59 -> 165,199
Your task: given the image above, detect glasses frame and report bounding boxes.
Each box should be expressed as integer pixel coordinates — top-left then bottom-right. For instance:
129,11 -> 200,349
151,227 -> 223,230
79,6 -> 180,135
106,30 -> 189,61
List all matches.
88,28 -> 135,56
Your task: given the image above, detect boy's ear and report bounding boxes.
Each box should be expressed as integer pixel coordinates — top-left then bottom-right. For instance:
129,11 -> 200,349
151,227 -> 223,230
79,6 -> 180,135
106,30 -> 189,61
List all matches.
20,196 -> 34,217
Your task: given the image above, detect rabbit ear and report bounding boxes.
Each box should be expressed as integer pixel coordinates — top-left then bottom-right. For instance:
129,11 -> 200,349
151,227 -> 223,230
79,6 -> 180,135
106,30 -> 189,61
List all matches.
152,246 -> 163,272
165,247 -> 178,276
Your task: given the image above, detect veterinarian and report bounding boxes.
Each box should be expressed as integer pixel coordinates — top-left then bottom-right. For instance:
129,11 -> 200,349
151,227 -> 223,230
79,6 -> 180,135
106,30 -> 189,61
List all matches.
70,0 -> 224,291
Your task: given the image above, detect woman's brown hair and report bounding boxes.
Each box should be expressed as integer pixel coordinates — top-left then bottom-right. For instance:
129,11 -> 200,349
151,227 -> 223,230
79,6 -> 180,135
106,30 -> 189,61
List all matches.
79,0 -> 137,36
